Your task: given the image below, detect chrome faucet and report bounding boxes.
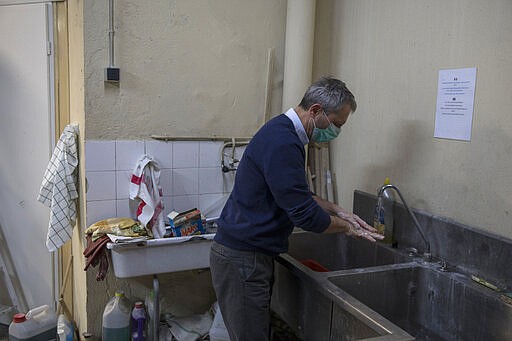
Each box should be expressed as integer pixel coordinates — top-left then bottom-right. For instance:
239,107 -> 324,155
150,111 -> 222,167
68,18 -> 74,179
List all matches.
377,184 -> 431,260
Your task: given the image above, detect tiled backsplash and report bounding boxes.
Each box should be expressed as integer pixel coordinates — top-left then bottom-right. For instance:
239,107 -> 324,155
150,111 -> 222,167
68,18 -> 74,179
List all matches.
85,140 -> 245,227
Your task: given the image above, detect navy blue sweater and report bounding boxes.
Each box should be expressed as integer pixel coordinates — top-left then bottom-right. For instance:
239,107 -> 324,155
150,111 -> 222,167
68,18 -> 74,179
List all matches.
215,114 -> 331,255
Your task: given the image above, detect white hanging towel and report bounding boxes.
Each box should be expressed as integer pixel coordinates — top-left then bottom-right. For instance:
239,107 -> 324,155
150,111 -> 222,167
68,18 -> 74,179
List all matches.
130,155 -> 166,238
37,124 -> 79,252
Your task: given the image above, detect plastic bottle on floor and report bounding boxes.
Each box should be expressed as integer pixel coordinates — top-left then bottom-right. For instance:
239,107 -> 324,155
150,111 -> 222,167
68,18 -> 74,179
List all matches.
102,292 -> 131,341
131,302 -> 146,341
8,305 -> 57,341
57,314 -> 73,341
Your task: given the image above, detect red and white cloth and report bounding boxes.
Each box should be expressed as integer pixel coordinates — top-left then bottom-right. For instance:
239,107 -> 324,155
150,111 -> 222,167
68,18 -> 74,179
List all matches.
129,155 -> 165,238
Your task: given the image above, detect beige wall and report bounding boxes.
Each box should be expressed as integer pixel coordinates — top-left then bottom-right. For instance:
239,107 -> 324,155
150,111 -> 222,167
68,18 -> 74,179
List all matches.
76,0 -> 512,335
81,0 -> 287,335
329,0 -> 512,238
84,0 -> 286,139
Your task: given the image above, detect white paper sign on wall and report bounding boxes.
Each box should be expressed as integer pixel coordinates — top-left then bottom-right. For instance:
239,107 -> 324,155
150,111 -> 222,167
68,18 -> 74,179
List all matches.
434,67 -> 477,141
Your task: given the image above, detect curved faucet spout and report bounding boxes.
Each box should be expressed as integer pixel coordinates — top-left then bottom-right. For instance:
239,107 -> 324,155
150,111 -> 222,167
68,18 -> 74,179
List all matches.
377,184 -> 431,257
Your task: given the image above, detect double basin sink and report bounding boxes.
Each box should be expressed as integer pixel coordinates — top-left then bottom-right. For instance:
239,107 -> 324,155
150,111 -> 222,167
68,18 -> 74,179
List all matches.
272,230 -> 512,340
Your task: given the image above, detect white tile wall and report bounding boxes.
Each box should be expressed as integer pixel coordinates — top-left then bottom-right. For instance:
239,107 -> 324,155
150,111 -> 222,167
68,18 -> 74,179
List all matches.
86,171 -> 116,201
199,141 -> 223,168
172,168 -> 199,196
173,141 -> 199,168
116,199 -> 139,219
222,172 -> 236,193
115,140 -> 145,171
159,169 -> 173,197
86,200 -> 116,225
199,168 -> 224,194
162,196 -> 174,215
115,170 -> 132,199
199,193 -> 228,218
85,140 -> 115,171
173,195 -> 199,212
85,140 -> 247,227
146,140 -> 173,168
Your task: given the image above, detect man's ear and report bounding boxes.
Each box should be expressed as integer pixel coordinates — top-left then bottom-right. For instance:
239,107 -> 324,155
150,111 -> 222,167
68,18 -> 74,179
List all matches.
308,103 -> 323,117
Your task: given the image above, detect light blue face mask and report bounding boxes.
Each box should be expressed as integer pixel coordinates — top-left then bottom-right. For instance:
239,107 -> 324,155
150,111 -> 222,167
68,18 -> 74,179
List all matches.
312,113 -> 341,142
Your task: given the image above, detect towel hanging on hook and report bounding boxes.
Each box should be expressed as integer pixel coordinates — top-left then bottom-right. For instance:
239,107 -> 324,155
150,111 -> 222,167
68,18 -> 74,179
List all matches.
38,124 -> 79,252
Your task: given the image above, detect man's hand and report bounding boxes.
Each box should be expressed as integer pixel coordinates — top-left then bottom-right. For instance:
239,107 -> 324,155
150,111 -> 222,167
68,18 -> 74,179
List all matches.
335,211 -> 383,242
314,195 -> 383,241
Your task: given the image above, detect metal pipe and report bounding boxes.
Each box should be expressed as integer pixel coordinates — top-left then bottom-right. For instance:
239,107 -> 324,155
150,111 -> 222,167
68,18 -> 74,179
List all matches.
282,0 -> 316,111
150,135 -> 252,142
220,138 -> 250,172
263,47 -> 275,125
108,0 -> 114,67
377,184 -> 431,257
153,275 -> 159,341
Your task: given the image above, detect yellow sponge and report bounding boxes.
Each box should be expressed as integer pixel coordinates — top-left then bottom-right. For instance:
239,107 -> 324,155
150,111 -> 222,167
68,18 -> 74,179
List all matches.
471,275 -> 500,291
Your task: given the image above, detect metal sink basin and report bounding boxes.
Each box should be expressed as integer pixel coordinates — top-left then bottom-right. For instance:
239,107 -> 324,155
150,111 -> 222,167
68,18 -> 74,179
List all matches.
273,191 -> 512,340
274,232 -> 512,340
286,230 -> 409,271
273,232 -> 415,340
327,265 -> 512,340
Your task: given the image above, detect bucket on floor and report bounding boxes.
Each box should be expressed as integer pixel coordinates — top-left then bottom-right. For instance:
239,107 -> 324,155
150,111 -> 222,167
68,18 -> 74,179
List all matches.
8,305 -> 57,341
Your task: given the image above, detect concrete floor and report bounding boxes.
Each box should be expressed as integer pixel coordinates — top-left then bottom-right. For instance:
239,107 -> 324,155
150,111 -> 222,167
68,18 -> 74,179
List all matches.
0,323 -> 8,340
0,312 -> 299,341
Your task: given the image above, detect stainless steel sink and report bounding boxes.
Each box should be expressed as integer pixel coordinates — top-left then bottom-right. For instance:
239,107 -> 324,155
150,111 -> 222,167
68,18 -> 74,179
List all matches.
327,265 -> 512,340
286,230 -> 409,271
273,231 -> 415,340
273,231 -> 512,340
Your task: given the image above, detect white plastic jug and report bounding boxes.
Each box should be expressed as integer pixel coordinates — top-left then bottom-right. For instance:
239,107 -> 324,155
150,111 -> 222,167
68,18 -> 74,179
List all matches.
9,305 -> 57,341
102,292 -> 131,341
57,314 -> 73,341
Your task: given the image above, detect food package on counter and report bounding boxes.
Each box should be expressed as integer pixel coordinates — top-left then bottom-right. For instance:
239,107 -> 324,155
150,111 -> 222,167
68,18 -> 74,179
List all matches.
166,208 -> 206,237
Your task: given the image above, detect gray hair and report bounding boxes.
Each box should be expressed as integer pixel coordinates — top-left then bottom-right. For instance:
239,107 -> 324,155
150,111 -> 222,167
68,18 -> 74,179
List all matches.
298,76 -> 357,113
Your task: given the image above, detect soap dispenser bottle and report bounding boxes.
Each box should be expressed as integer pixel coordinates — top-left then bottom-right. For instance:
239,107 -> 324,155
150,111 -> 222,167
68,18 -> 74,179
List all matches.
373,196 -> 385,238
374,177 -> 395,244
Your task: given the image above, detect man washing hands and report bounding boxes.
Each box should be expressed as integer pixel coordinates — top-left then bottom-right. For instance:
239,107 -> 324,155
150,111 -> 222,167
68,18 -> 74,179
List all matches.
312,193 -> 383,241
210,77 -> 382,341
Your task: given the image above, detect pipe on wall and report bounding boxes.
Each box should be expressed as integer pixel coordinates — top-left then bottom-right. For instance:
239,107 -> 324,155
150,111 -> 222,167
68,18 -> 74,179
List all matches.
281,0 -> 316,111
108,0 -> 114,67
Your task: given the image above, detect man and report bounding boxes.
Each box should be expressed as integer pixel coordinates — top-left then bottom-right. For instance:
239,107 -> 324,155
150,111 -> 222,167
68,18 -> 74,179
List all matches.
210,76 -> 382,341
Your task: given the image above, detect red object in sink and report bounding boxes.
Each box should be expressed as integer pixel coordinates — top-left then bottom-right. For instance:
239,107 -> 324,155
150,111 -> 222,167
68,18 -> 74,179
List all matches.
300,259 -> 330,272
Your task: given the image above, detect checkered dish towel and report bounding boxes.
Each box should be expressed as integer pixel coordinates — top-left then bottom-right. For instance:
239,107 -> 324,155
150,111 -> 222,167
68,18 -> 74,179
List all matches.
37,124 -> 79,252
130,155 -> 166,239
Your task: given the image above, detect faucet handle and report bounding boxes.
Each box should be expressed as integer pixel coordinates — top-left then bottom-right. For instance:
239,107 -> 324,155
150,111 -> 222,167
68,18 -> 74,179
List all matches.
438,260 -> 450,271
406,247 -> 418,257
423,252 -> 432,262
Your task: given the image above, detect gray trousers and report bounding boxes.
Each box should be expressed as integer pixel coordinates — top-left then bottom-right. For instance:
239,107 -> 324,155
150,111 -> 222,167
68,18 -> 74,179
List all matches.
210,241 -> 275,341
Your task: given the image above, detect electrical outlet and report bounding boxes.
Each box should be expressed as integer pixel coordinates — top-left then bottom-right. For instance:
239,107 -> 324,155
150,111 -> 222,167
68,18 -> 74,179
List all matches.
104,67 -> 120,82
